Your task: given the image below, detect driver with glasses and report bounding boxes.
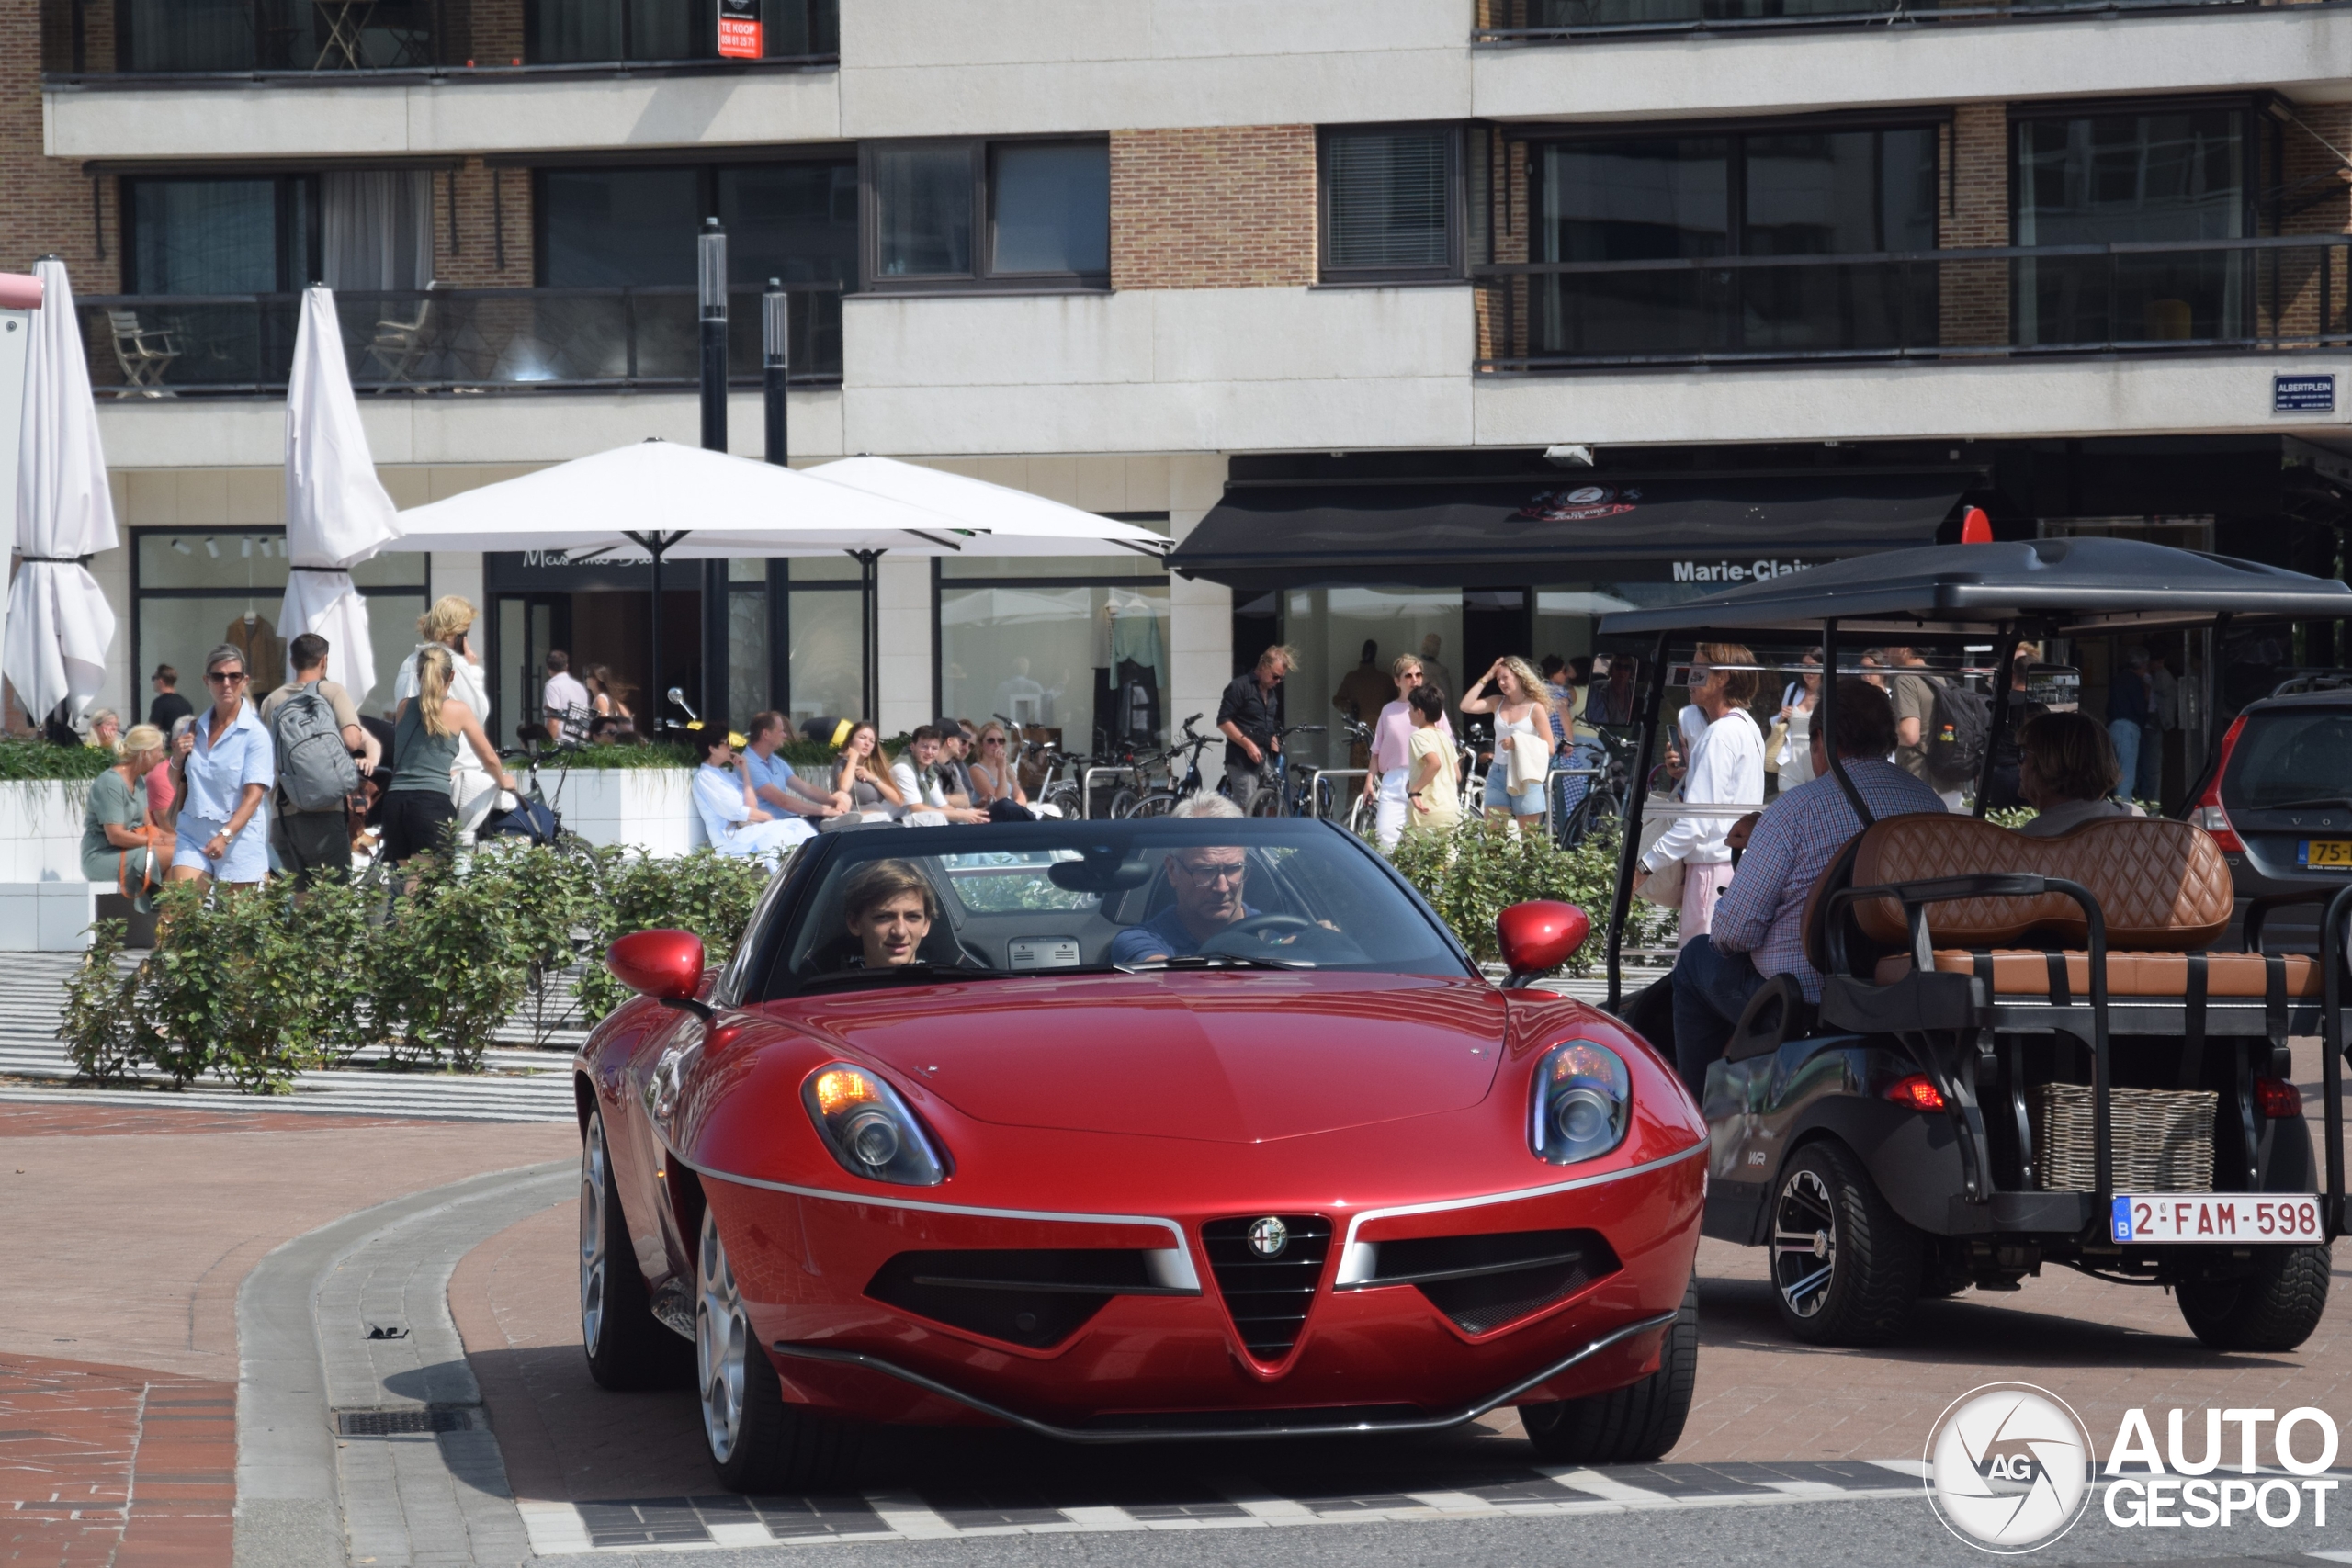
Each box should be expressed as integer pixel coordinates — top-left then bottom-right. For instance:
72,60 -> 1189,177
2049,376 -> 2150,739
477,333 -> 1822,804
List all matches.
1106,795 -> 1257,964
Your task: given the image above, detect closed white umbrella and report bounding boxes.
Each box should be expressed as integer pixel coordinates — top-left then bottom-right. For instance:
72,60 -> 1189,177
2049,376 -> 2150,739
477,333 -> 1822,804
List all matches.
4,258 -> 119,727
282,285 -> 402,705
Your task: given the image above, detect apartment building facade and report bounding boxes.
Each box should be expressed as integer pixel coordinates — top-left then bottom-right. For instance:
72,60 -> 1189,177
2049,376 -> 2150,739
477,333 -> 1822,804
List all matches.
12,0 -> 2352,792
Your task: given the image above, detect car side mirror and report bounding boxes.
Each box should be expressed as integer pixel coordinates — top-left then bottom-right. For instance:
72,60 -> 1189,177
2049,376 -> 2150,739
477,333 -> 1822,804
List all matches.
608,930 -> 707,1003
1497,901 -> 1589,989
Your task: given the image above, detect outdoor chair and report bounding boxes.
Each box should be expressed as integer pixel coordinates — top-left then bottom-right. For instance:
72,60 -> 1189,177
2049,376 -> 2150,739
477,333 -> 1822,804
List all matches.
361,281 -> 439,390
107,309 -> 179,397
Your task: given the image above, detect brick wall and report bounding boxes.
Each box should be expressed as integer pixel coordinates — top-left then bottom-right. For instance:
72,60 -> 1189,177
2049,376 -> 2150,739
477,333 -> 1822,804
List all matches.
1473,128 -> 1530,367
470,0 -> 526,66
0,2 -> 120,289
1109,126 -> 1316,290
1939,103 -> 2009,351
2274,106 -> 2351,343
431,160 -> 532,285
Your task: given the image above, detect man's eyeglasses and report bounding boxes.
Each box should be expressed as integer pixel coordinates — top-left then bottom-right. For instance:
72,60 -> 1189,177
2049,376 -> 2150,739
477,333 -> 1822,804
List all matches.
205,671 -> 247,685
1175,860 -> 1247,886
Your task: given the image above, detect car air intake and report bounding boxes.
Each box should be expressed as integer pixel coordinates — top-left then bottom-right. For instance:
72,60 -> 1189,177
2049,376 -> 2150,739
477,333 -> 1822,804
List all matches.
865,1248 -> 1188,1350
1367,1228 -> 1620,1337
1201,1214 -> 1333,1361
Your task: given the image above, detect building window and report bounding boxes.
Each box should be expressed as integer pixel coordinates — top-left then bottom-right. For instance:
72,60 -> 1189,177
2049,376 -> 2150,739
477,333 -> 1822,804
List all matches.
935,548 -> 1170,754
1320,126 -> 1460,283
2012,106 -> 2252,346
524,0 -> 836,63
865,141 -> 1111,292
1531,121 -> 1939,357
132,528 -> 427,719
778,558 -> 865,729
125,176 -> 314,294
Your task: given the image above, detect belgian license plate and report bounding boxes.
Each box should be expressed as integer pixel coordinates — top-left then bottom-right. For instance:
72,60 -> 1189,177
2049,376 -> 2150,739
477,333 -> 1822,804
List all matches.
2298,839 -> 2352,869
2110,1195 -> 2326,1244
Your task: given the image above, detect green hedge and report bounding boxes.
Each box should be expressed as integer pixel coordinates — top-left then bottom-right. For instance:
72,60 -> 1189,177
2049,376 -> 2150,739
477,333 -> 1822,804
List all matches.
0,739 -> 114,781
63,840 -> 769,1093
1385,818 -> 1669,976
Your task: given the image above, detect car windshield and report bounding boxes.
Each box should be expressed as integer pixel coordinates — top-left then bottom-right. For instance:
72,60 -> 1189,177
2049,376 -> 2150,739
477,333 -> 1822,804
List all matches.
762,820 -> 1470,998
2224,708 -> 2352,809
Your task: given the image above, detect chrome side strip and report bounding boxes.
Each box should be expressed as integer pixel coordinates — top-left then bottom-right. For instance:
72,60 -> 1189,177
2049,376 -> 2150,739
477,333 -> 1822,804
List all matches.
664,1144 -> 1202,1292
1332,1141 -> 1707,1287
771,1307 -> 1679,1444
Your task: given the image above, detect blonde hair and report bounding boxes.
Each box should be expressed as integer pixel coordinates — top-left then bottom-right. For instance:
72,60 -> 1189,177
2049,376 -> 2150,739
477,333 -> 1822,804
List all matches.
1258,644 -> 1301,672
415,645 -> 458,738
120,723 -> 164,759
1695,642 -> 1761,706
416,595 -> 477,644
1498,656 -> 1548,708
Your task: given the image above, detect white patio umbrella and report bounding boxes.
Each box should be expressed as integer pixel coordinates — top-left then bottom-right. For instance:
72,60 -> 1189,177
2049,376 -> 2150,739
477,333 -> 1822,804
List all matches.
4,258 -> 119,728
282,286 -> 403,706
797,457 -> 1171,560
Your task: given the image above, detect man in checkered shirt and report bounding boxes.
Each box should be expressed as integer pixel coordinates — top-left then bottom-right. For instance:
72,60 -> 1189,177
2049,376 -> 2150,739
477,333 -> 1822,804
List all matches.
1669,678 -> 1948,1099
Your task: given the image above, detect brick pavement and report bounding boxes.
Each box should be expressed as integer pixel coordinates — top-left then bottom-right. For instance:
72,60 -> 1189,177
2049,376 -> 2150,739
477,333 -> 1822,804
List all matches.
0,1352 -> 234,1568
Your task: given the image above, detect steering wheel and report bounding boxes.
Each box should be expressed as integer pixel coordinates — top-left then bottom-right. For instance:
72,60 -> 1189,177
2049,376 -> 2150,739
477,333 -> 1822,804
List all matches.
1221,914 -> 1314,940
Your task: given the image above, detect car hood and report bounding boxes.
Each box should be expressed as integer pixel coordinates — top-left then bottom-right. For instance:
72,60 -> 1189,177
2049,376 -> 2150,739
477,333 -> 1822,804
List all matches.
789,972 -> 1510,1144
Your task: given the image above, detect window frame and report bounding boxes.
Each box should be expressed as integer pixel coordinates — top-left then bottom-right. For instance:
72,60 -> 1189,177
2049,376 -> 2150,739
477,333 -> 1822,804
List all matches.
2005,94 -> 2266,250
1317,122 -> 1466,287
121,172 -> 321,295
860,136 -> 1113,296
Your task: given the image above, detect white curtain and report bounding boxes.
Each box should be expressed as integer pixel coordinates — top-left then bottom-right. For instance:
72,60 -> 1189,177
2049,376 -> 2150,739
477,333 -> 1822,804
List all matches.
322,172 -> 435,292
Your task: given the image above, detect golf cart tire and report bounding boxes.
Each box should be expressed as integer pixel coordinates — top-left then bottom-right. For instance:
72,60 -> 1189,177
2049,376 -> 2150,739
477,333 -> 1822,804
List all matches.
1771,1140 -> 1921,1347
2176,1245 -> 2331,1353
1521,1274 -> 1698,1464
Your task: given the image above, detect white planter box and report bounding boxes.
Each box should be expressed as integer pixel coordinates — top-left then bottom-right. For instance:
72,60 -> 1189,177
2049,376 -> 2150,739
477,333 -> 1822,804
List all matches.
544,768 -> 707,857
0,779 -> 95,883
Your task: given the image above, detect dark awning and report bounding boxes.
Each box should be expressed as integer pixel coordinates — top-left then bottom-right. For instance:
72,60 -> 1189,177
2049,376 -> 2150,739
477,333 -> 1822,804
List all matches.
1170,470 -> 1972,590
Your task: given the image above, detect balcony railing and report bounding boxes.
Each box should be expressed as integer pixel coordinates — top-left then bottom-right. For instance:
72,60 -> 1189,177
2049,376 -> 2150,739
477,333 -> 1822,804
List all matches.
1472,236 -> 2352,370
1475,0 -> 2268,41
81,284 -> 843,397
40,0 -> 836,81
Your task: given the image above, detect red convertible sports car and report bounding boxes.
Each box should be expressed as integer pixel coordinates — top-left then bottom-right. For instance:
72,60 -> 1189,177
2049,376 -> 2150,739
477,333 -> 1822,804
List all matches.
575,818 -> 1706,1490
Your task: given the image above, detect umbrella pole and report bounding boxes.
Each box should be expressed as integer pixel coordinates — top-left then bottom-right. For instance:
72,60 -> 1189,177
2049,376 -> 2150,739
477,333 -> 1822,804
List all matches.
650,537 -> 666,740
854,548 -> 881,722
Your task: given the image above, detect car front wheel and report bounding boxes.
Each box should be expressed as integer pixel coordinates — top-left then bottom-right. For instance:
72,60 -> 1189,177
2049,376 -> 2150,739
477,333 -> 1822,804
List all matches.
1770,1140 -> 1920,1346
695,1206 -> 860,1493
1520,1272 -> 1697,1464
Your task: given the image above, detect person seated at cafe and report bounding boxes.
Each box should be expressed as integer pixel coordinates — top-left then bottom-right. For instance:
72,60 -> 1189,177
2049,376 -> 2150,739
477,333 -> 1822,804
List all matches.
967,721 -> 1063,818
693,732 -> 815,862
83,723 -> 175,909
933,718 -> 980,805
741,710 -> 850,821
890,727 -> 989,824
2015,710 -> 2143,837
1105,794 -> 1258,964
840,859 -> 939,968
1668,679 -> 1946,1100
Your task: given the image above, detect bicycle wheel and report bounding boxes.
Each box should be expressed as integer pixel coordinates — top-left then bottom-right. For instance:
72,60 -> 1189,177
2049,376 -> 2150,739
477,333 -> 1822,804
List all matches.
1041,782 -> 1080,818
1125,791 -> 1177,818
1248,776 -> 1283,816
1105,786 -> 1140,819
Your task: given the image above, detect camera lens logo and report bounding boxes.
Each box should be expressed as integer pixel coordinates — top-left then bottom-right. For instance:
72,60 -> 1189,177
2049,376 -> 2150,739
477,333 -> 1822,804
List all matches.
1925,1383 -> 2094,1553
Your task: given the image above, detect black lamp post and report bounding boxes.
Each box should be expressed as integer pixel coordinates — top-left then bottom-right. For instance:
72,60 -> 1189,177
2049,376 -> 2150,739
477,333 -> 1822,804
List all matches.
696,217 -> 729,740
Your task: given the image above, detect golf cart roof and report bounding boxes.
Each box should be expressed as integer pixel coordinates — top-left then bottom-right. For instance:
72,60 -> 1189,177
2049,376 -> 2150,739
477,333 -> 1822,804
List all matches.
1594,537 -> 2352,640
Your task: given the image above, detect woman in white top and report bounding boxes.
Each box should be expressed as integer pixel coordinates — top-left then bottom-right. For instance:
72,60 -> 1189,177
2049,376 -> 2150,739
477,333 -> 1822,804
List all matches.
1361,653 -> 1448,849
1461,656 -> 1556,830
1635,643 -> 1766,946
390,595 -> 498,833
2016,710 -> 2143,837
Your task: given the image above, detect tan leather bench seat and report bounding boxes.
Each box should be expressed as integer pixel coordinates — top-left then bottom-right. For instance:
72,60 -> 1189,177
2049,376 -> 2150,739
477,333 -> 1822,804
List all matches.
1872,950 -> 2321,998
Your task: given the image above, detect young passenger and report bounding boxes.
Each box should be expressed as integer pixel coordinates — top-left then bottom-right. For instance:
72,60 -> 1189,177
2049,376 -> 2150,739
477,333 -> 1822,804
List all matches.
840,859 -> 938,967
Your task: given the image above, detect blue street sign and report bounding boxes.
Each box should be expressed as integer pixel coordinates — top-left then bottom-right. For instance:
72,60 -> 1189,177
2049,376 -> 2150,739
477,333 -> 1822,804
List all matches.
2275,374 -> 2335,413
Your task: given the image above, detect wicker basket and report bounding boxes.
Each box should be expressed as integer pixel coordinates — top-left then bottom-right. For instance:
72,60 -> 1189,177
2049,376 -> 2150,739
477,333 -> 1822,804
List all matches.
2030,1083 -> 2215,1193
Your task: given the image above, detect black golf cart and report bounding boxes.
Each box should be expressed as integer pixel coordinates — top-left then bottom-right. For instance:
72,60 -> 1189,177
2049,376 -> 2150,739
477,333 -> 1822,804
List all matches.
1592,536 -> 2350,1349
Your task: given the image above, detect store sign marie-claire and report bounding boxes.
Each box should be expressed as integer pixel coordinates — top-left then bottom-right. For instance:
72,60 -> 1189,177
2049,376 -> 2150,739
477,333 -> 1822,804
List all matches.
1671,558 -> 1817,584
1924,1383 -> 2344,1554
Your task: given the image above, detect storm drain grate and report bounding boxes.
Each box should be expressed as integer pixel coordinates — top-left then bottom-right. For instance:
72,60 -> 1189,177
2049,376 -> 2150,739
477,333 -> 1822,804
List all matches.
334,1406 -> 481,1437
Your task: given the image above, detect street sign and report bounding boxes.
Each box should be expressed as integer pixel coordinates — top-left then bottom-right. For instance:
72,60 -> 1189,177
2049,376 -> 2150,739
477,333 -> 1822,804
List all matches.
2274,373 -> 2335,413
717,0 -> 762,58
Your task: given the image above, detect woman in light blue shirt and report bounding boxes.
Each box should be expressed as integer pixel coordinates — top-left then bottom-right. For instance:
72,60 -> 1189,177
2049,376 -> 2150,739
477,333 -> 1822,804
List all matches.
166,643 -> 276,886
693,733 -> 814,863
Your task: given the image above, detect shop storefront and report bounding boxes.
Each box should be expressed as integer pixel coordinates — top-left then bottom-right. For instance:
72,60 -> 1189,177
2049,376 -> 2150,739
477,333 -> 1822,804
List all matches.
1180,460 -> 1976,773
132,525 -> 428,717
933,547 -> 1170,755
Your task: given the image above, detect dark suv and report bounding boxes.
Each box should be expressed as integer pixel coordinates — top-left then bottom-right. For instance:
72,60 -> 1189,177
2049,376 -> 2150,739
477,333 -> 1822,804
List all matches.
2186,678 -> 2352,949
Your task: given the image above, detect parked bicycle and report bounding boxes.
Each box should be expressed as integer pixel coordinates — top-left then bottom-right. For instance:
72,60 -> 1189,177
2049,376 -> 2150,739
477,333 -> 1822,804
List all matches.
1246,723 -> 1329,818
1117,715 -> 1215,818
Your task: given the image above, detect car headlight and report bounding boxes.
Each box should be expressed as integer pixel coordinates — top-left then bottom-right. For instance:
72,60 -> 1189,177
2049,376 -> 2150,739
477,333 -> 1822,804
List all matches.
1531,1040 -> 1630,1165
802,1064 -> 947,1186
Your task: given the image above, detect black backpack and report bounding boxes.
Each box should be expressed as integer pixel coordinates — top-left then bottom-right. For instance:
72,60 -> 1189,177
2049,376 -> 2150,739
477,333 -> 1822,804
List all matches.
1923,677 -> 1993,789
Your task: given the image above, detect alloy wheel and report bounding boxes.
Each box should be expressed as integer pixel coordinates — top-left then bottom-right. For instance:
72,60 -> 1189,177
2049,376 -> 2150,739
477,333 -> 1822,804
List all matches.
579,1119 -> 609,1356
1772,1167 -> 1838,1318
697,1209 -> 750,1464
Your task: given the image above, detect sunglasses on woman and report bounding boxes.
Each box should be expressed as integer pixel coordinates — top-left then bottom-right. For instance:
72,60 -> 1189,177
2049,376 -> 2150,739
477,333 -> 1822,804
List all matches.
206,671 -> 247,685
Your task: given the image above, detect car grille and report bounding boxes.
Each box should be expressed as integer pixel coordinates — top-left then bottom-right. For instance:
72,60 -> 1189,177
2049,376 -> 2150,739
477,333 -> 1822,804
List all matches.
865,1248 -> 1182,1350
1201,1214 -> 1332,1361
1366,1228 -> 1620,1337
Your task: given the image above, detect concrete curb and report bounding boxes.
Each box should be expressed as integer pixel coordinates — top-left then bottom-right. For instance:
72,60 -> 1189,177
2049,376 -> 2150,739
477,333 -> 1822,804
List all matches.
234,1158 -> 576,1568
